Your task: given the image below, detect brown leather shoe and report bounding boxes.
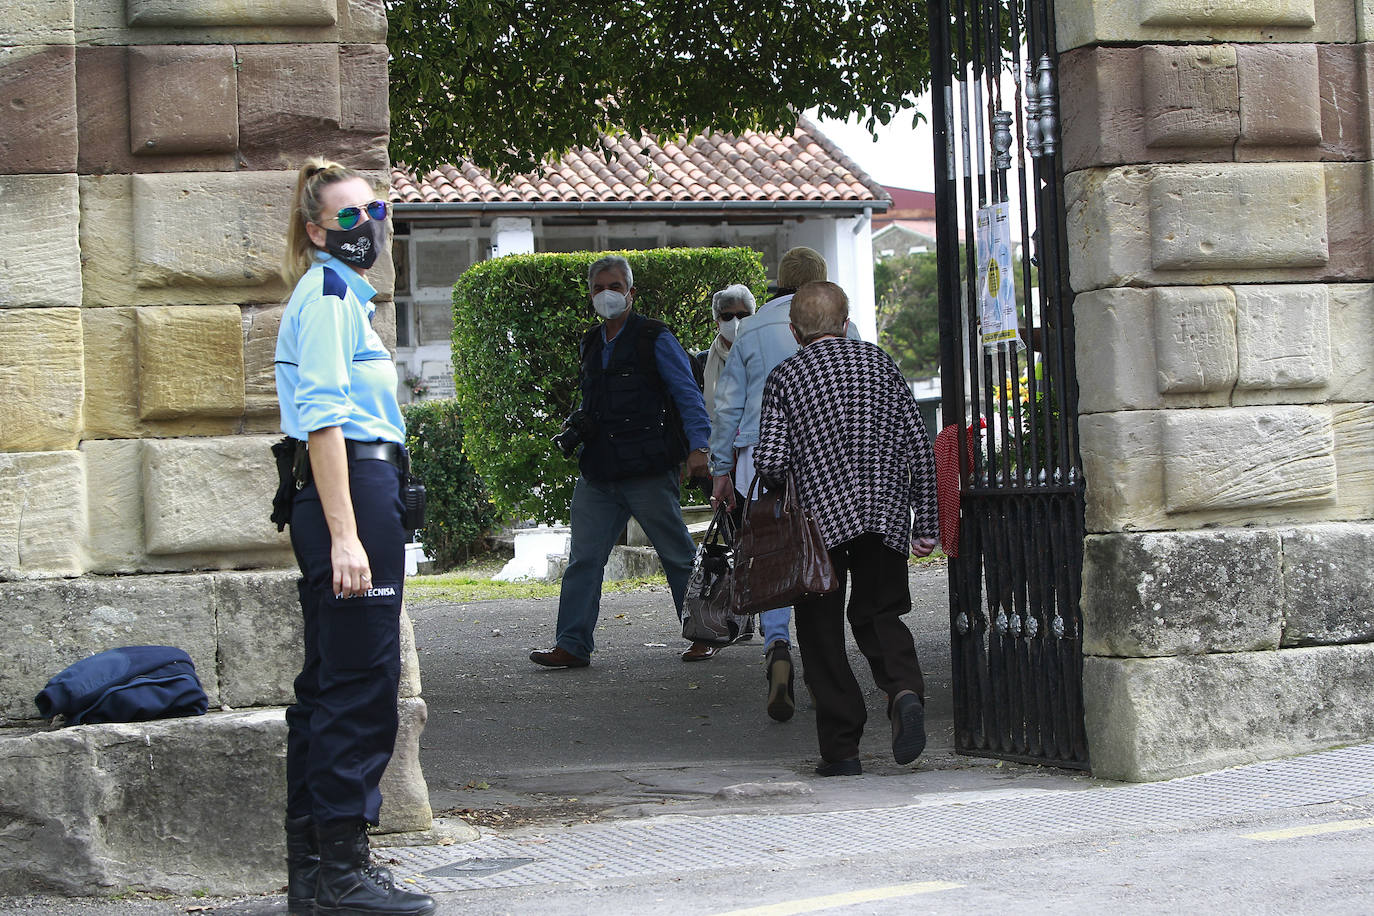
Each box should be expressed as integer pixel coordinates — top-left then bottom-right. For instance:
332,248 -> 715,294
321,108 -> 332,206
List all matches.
765,641 -> 795,722
680,641 -> 718,662
890,690 -> 926,764
529,646 -> 590,668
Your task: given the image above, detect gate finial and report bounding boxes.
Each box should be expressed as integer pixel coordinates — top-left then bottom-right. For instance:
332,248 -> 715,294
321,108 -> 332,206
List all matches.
992,110 -> 1014,171
1035,54 -> 1057,159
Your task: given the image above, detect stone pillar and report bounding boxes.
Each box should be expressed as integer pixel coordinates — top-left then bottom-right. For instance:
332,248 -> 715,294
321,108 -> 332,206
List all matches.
1059,0 -> 1374,780
0,0 -> 436,894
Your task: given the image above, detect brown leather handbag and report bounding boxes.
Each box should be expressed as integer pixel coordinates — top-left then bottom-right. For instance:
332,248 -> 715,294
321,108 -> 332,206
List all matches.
733,471 -> 839,615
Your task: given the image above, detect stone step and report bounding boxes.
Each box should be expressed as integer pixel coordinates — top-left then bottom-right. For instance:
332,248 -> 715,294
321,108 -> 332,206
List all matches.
0,704 -> 438,896
509,506 -> 716,583
0,703 -> 452,896
626,504 -> 714,549
0,570 -> 446,896
547,544 -> 668,581
681,503 -> 715,526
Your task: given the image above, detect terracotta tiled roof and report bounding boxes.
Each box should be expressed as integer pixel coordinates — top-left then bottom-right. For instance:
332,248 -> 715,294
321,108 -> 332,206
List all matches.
875,219 -> 939,241
873,186 -> 936,227
390,117 -> 889,209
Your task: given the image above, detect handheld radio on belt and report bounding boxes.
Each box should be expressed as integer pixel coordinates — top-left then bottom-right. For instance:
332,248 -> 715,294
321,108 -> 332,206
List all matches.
270,436 -> 426,534
401,459 -> 426,533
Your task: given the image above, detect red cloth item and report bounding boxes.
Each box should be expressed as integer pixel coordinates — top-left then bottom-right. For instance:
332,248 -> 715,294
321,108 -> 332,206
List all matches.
933,421 -> 979,558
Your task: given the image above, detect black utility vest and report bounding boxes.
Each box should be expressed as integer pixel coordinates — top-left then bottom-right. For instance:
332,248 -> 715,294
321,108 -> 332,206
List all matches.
577,313 -> 687,481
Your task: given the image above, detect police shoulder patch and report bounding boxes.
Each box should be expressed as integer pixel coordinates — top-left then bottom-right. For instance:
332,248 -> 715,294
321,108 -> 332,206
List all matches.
321,265 -> 349,301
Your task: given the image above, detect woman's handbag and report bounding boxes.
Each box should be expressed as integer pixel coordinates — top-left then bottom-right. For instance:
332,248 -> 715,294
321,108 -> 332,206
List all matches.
681,503 -> 751,645
733,471 -> 839,615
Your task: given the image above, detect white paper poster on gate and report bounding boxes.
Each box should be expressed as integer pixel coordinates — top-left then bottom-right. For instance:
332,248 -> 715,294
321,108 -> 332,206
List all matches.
976,202 -> 1019,347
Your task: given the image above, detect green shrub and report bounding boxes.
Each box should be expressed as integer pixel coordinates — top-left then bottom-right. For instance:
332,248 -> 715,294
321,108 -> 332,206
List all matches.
402,399 -> 498,570
452,247 -> 766,522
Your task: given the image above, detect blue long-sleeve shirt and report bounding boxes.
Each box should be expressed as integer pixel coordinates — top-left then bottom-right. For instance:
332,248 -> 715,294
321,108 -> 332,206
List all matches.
599,323 -> 710,452
275,252 -> 406,445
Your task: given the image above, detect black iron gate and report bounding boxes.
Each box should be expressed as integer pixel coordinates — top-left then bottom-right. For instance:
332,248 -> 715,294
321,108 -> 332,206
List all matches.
928,0 -> 1088,768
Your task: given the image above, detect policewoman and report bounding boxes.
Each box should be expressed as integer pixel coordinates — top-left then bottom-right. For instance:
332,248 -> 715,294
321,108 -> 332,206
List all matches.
275,159 -> 436,916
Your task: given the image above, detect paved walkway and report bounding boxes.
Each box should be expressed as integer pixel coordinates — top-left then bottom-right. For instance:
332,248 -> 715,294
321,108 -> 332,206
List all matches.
392,742 -> 1374,895
3,742 -> 1369,913
411,564 -> 959,825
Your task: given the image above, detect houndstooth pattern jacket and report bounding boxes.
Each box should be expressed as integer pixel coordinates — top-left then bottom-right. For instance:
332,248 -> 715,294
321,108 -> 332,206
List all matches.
753,336 -> 939,554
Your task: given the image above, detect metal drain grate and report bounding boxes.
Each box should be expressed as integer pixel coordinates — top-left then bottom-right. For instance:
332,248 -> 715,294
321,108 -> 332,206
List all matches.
390,743 -> 1374,893
419,857 -> 536,878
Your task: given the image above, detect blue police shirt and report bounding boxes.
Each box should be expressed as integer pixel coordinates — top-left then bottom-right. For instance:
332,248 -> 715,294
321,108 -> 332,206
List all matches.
275,252 -> 406,445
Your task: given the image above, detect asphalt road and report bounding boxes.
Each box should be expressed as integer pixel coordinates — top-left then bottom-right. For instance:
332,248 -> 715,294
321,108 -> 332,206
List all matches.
417,797 -> 1374,916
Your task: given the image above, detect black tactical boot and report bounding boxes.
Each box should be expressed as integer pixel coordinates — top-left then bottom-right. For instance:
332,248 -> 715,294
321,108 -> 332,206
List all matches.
288,815 -> 394,913
315,821 -> 436,916
285,815 -> 318,916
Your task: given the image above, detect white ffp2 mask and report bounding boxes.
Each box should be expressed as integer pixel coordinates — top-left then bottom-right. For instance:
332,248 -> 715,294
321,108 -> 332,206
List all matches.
592,290 -> 628,320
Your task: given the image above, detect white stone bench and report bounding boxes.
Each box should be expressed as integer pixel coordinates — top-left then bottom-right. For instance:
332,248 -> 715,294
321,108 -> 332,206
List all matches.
502,505 -> 715,583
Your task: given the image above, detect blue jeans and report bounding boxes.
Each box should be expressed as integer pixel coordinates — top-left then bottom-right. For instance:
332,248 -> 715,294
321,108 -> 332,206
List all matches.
760,606 -> 792,650
556,470 -> 698,659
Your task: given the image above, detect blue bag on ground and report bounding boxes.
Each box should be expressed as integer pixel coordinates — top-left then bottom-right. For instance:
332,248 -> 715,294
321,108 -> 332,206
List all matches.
33,646 -> 209,725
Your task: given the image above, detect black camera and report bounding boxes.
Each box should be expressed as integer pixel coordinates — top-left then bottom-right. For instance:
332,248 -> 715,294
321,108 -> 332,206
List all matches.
552,409 -> 595,458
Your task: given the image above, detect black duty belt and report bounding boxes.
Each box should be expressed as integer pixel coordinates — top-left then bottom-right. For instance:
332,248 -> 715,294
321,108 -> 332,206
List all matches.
345,439 -> 405,468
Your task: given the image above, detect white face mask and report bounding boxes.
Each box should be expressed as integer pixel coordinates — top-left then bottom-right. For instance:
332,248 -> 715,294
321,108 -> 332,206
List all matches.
717,316 -> 743,343
592,289 -> 628,320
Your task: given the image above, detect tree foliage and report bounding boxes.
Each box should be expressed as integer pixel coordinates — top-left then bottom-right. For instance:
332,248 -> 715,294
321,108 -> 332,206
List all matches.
874,251 -> 941,379
386,1 -> 933,177
451,248 -> 766,522
875,242 -> 1039,380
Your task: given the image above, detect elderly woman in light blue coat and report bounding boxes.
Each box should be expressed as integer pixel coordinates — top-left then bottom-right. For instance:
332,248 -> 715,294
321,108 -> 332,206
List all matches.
706,247 -> 860,723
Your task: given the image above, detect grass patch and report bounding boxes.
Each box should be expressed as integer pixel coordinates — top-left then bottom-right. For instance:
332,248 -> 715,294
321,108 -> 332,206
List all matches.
407,562 -> 667,603
408,545 -> 942,603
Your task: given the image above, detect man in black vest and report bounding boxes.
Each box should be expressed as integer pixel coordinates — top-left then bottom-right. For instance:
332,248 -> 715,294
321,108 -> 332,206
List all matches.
530,255 -> 712,668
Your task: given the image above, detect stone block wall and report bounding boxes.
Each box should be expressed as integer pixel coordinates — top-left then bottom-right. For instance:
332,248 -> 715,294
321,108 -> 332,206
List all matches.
0,0 -> 433,892
1,0 -> 393,578
1060,1 -> 1374,780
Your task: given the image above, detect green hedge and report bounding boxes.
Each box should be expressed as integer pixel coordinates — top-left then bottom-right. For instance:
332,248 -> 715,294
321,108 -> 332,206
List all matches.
401,399 -> 498,570
452,248 -> 766,522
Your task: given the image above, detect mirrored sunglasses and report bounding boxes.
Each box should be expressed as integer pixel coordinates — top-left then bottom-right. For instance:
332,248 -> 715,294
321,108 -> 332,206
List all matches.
333,199 -> 388,230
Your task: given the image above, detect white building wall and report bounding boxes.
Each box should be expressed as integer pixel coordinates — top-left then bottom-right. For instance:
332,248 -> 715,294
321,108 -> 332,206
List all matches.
785,212 -> 878,342
848,209 -> 878,343
491,217 -> 535,257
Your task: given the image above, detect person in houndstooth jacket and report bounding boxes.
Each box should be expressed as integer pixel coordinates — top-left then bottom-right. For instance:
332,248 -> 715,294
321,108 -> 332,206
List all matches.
753,280 -> 940,777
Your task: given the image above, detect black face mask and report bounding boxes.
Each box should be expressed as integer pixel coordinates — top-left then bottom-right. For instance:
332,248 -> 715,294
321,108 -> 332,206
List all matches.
323,218 -> 386,269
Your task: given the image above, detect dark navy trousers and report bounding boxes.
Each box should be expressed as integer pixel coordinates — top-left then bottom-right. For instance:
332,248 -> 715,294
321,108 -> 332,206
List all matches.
286,456 -> 405,827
